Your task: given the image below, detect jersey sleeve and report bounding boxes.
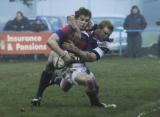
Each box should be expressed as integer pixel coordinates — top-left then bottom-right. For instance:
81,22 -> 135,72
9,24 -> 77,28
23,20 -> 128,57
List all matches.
55,25 -> 73,39
91,47 -> 105,60
91,41 -> 109,60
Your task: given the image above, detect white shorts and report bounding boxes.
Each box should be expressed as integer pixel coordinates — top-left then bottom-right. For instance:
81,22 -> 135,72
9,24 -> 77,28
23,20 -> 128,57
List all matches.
63,63 -> 95,85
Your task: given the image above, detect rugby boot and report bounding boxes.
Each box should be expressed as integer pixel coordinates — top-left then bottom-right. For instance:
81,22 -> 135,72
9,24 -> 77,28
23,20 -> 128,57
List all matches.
31,97 -> 41,106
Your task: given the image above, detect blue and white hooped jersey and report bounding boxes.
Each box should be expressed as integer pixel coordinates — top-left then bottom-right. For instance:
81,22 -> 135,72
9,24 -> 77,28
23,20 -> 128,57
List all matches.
88,35 -> 109,60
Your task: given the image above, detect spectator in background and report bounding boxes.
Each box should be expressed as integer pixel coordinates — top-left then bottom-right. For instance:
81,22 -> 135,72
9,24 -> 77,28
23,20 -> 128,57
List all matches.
31,18 -> 48,32
123,5 -> 147,57
156,21 -> 160,57
3,11 -> 30,31
3,20 -> 13,31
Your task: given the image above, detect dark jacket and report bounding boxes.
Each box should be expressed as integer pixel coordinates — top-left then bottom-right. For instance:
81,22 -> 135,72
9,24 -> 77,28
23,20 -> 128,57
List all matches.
4,17 -> 31,31
123,6 -> 147,35
3,20 -> 14,31
123,14 -> 147,30
31,21 -> 48,32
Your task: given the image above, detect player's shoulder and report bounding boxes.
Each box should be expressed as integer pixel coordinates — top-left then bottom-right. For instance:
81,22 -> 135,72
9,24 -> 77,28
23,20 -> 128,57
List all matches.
60,24 -> 73,33
81,31 -> 90,38
80,31 -> 91,42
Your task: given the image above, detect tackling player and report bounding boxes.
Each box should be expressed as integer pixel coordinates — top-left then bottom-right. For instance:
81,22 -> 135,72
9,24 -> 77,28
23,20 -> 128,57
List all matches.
59,20 -> 115,108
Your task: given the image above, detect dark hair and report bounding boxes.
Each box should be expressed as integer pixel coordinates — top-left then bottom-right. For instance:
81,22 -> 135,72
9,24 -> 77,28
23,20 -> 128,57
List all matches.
74,7 -> 92,19
132,5 -> 139,10
131,5 -> 140,14
98,20 -> 114,32
16,11 -> 24,17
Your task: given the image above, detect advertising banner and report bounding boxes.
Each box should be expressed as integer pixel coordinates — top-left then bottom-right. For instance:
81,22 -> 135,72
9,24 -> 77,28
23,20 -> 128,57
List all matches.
0,32 -> 52,55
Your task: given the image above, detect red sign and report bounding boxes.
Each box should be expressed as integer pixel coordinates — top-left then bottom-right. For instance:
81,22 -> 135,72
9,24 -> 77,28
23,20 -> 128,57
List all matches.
0,32 -> 52,55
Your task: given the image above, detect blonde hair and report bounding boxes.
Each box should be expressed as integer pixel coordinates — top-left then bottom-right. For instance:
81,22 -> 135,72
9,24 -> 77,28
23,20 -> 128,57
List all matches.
98,20 -> 114,32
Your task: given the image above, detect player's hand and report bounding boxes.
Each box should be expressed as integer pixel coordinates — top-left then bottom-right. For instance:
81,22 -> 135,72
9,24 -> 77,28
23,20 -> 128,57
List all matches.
97,41 -> 112,49
67,15 -> 80,31
67,15 -> 81,44
61,51 -> 77,65
62,41 -> 78,53
67,15 -> 76,29
61,51 -> 71,64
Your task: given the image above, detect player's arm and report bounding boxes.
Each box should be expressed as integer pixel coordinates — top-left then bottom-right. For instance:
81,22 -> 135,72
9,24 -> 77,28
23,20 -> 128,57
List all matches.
62,41 -> 98,62
47,33 -> 72,63
67,15 -> 81,43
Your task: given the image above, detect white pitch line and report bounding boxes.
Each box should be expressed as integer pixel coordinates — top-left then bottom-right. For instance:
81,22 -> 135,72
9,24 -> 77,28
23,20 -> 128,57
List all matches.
137,106 -> 160,117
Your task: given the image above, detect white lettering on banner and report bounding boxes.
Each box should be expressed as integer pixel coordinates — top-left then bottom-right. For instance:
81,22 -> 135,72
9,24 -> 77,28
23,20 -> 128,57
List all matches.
7,43 -> 13,51
16,43 -> 47,51
7,35 -> 42,42
0,40 -> 5,50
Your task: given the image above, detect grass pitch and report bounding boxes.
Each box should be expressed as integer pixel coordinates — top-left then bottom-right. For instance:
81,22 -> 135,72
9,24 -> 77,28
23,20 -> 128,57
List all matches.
0,57 -> 160,117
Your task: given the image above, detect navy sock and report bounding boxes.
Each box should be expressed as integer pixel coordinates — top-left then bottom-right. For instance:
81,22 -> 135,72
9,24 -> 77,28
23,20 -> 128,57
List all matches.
53,78 -> 62,86
36,70 -> 53,97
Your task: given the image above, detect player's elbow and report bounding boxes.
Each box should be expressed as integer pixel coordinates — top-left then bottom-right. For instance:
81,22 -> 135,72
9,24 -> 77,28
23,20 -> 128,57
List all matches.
47,34 -> 58,47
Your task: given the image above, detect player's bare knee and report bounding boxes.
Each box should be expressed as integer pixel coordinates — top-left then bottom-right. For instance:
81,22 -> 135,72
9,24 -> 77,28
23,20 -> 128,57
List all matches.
86,77 -> 94,84
86,78 -> 94,89
60,80 -> 72,92
60,85 -> 71,92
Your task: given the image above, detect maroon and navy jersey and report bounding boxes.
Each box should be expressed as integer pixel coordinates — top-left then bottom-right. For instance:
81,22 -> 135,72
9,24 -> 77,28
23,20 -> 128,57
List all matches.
55,25 -> 108,60
55,25 -> 90,51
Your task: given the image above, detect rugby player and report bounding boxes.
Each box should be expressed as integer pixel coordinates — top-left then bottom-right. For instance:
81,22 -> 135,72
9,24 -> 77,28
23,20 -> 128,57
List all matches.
58,20 -> 114,108
32,7 -> 92,106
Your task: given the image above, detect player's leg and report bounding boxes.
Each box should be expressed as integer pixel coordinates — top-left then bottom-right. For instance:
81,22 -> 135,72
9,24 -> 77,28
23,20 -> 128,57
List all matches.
60,79 -> 73,92
58,63 -> 108,108
85,76 -> 116,108
31,62 -> 55,106
60,63 -> 102,107
36,62 -> 55,97
32,51 -> 57,106
75,70 -> 108,108
85,79 -> 104,107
